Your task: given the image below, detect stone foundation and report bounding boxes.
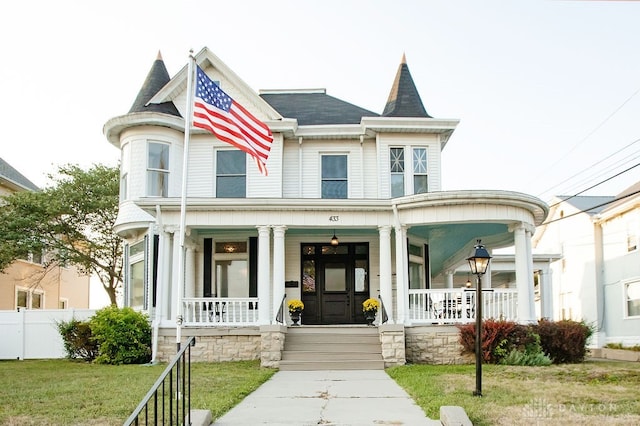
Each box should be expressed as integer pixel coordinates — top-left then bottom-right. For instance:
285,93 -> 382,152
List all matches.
155,327 -> 261,362
260,324 -> 287,368
405,325 -> 473,364
379,324 -> 406,367
154,324 -> 472,366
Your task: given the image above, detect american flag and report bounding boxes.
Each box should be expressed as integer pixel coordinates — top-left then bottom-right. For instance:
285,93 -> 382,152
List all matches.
193,66 -> 273,175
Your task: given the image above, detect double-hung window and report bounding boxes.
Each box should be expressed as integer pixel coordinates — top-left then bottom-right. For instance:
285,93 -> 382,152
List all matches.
147,142 -> 169,197
625,280 -> 640,318
216,150 -> 246,198
390,147 -> 428,198
413,147 -> 428,194
128,240 -> 146,309
16,287 -> 44,310
321,155 -> 347,199
390,148 -> 405,198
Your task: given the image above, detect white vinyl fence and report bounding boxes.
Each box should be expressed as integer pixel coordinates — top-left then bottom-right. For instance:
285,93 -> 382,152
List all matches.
0,309 -> 96,360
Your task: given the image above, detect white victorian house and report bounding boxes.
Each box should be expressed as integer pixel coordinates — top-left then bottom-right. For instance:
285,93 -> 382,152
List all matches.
103,48 -> 548,365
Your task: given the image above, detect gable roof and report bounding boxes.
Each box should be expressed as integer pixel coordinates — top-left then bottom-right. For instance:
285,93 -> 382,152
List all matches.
129,51 -> 181,117
260,89 -> 379,125
601,180 -> 640,215
382,54 -> 431,118
0,157 -> 39,192
555,195 -> 616,216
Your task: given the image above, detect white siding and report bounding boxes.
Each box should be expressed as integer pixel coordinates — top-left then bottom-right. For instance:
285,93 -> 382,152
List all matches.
282,139 -> 301,198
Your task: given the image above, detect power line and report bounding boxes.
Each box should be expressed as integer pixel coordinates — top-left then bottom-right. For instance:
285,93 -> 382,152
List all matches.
529,86 -> 640,191
536,137 -> 640,198
548,161 -> 640,209
541,188 -> 640,226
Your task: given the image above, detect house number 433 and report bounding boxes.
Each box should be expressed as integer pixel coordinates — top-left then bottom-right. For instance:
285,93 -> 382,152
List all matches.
329,216 -> 339,222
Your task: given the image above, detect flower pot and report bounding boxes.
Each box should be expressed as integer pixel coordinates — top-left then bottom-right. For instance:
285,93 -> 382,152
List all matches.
364,311 -> 376,326
289,311 -> 301,326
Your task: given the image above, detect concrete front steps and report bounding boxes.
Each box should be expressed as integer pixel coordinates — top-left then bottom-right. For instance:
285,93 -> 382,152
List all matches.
279,325 -> 384,371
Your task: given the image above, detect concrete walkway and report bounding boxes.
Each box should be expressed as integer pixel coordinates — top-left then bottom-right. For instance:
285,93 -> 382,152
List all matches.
212,369 -> 441,425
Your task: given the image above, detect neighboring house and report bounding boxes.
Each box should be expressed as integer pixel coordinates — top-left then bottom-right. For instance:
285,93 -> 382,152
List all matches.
0,158 -> 91,310
533,184 -> 640,347
103,48 -> 548,363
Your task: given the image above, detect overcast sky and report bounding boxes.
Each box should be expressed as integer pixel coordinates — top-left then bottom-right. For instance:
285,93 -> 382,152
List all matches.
2,0 -> 639,201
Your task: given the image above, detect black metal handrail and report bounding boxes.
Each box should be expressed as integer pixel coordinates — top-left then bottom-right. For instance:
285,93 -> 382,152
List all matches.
124,336 -> 196,426
275,294 -> 286,324
379,295 -> 389,324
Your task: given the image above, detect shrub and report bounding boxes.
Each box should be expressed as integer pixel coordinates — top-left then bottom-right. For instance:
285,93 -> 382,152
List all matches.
500,332 -> 552,366
533,319 -> 593,364
56,318 -> 98,362
458,319 -> 533,364
89,306 -> 152,365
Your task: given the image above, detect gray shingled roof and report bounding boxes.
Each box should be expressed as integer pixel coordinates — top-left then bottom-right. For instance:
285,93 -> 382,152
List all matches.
556,195 -> 615,215
0,157 -> 39,191
260,91 -> 379,125
382,55 -> 431,118
129,52 -> 181,117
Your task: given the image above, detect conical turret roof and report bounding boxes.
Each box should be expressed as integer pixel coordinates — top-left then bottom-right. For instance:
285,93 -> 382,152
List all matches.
382,54 -> 431,118
128,51 -> 181,117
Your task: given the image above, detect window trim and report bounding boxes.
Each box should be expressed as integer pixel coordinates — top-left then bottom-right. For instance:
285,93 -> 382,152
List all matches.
146,141 -> 170,197
623,278 -> 640,319
16,286 -> 45,310
215,149 -> 247,198
321,153 -> 348,199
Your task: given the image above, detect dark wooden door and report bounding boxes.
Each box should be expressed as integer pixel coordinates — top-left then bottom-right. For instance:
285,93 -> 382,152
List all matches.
319,258 -> 352,324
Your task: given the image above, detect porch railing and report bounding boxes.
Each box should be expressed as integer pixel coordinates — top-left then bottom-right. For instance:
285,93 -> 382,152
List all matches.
408,288 -> 518,324
182,298 -> 259,326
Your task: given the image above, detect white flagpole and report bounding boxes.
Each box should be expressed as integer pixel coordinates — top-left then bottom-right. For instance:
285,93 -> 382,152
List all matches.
176,50 -> 195,352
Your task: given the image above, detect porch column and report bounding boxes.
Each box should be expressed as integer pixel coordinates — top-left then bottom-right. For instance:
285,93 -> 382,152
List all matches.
272,226 -> 287,322
445,270 -> 454,289
539,265 -> 553,320
184,240 -> 196,298
159,227 -> 175,322
512,222 -> 536,324
170,230 -> 182,322
379,226 -> 393,323
257,226 -> 271,325
394,225 -> 408,324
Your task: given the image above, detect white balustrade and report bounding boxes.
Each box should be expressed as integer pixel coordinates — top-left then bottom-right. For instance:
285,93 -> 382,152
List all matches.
182,298 -> 259,326
408,288 -> 518,324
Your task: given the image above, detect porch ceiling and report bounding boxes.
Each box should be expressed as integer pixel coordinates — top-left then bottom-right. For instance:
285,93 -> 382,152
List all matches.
408,222 -> 510,277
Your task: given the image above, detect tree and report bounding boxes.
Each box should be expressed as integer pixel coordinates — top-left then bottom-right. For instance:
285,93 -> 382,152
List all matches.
0,164 -> 122,305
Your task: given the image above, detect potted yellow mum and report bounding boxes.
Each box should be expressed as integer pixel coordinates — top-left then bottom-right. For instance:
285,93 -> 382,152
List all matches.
288,299 -> 304,326
362,298 -> 379,326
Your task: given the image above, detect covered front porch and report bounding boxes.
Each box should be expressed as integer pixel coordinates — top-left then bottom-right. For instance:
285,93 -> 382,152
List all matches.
180,287 -> 519,327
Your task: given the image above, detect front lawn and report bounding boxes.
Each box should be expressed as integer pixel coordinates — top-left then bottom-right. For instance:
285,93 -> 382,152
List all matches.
387,360 -> 640,425
0,359 -> 274,425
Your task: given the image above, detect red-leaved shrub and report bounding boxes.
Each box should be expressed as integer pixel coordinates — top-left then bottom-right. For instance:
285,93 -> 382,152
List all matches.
458,319 -> 531,363
533,319 -> 593,363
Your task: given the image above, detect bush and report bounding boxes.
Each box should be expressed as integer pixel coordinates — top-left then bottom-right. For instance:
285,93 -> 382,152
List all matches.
458,319 -> 534,363
499,332 -> 552,366
56,319 -> 98,362
533,319 -> 593,363
89,306 -> 152,365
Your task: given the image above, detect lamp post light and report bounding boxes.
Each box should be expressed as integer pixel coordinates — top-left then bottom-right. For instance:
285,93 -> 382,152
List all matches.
466,239 -> 492,397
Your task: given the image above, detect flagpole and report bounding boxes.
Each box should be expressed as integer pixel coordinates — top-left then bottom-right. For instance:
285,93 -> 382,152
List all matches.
176,50 -> 195,352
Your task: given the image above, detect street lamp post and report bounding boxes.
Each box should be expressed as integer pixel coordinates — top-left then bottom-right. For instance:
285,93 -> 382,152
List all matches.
467,239 -> 492,397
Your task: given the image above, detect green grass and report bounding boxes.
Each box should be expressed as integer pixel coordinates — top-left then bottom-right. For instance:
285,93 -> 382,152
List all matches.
387,361 -> 640,425
0,359 -> 274,425
2,359 -> 639,425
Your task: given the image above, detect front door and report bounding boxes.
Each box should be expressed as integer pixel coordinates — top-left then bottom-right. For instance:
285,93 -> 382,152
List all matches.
301,243 -> 369,325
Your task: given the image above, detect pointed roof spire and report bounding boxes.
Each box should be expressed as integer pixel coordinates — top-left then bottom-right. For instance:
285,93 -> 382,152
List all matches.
128,51 -> 181,117
382,54 -> 431,118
